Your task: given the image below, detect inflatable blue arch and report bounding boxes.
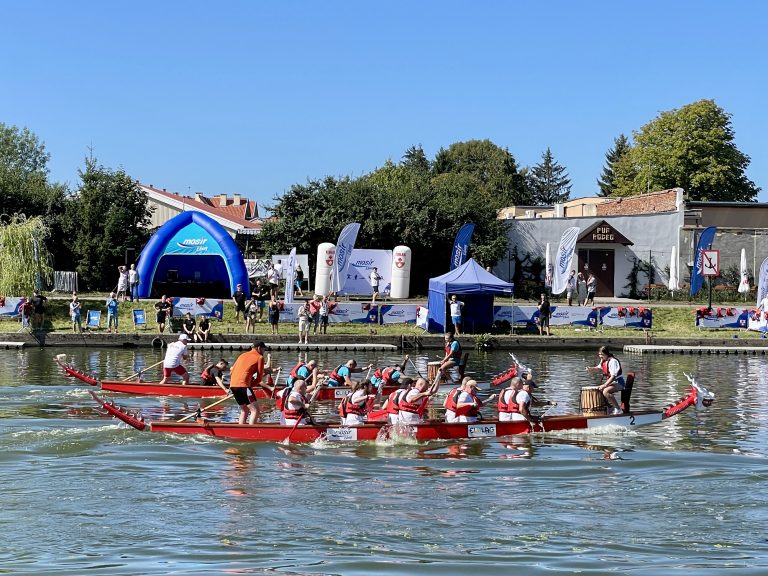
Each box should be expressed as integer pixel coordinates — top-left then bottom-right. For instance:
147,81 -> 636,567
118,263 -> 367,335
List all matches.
136,211 -> 250,299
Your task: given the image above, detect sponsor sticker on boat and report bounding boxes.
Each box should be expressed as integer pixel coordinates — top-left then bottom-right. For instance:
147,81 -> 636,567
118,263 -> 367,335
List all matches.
325,427 -> 358,442
334,389 -> 347,399
468,424 -> 497,438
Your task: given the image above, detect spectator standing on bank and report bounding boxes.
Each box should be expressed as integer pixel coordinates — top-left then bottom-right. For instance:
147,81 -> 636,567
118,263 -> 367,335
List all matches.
586,272 -> 597,306
537,293 -> 551,336
318,295 -> 335,335
577,272 -> 588,306
116,266 -> 129,302
369,267 -> 383,303
154,295 -> 172,333
254,279 -> 270,322
297,299 -> 311,344
245,294 -> 259,333
448,294 -> 465,335
294,264 -> 305,297
70,292 -> 82,334
267,264 -> 280,299
128,264 -> 140,302
268,296 -> 281,335
106,292 -> 120,333
31,290 -> 47,331
566,270 -> 577,306
232,283 -> 247,324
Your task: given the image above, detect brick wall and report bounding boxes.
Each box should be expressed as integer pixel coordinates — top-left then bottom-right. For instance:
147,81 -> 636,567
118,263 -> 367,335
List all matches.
596,189 -> 678,216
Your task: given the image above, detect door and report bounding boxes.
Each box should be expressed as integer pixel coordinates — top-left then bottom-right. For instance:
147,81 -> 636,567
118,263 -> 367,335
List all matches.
577,249 -> 615,297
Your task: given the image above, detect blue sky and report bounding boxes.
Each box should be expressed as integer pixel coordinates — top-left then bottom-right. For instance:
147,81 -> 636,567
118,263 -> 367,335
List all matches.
2,1 -> 766,212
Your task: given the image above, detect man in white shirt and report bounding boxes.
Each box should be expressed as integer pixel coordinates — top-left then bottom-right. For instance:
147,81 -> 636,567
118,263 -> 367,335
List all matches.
159,333 -> 190,385
449,294 -> 465,335
369,267 -> 382,302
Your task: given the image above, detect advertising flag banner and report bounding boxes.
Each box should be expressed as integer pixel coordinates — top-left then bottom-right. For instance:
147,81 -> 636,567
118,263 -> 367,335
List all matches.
332,223 -> 361,293
450,223 -> 475,270
690,226 -> 717,296
755,256 -> 768,307
544,242 -> 552,288
738,248 -> 750,295
551,227 -> 580,295
668,246 -> 679,291
284,247 -> 297,304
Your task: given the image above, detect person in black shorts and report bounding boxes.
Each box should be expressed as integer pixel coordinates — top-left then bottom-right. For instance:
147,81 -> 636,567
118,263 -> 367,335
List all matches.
254,279 -> 270,322
154,295 -> 172,333
232,283 -> 247,324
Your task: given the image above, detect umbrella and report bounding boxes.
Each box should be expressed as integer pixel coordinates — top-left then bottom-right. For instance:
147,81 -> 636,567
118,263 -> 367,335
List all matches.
544,242 -> 552,288
738,247 -> 750,298
668,246 -> 679,292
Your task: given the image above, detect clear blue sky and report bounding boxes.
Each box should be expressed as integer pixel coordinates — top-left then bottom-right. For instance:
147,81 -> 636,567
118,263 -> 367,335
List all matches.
2,1 -> 766,213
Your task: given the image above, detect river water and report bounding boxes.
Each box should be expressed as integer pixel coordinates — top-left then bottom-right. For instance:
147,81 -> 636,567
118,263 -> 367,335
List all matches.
1,346 -> 767,575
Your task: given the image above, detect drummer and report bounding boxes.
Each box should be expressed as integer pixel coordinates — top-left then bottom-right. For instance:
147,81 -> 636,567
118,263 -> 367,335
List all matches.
438,332 -> 463,381
586,346 -> 625,415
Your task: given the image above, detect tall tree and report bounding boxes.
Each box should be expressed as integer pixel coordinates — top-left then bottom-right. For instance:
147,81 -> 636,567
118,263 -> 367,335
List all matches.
433,139 -> 530,206
71,159 -> 152,289
597,134 -> 631,196
401,145 -> 430,175
614,100 -> 760,200
528,148 -> 572,204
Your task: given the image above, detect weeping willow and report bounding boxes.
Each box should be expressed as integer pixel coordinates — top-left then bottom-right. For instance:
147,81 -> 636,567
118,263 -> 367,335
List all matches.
0,215 -> 54,296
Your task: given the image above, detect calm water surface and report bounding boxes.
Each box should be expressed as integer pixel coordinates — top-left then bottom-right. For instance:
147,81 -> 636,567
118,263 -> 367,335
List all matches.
1,346 -> 767,575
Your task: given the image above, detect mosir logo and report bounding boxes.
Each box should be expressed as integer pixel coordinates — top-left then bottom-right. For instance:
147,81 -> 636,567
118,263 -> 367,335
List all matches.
354,259 -> 374,266
177,238 -> 209,252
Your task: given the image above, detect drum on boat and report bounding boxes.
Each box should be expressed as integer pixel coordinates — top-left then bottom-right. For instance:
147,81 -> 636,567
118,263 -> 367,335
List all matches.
427,361 -> 442,383
580,386 -> 607,415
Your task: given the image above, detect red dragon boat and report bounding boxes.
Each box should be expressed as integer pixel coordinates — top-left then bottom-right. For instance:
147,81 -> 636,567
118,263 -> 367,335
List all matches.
56,357 -> 397,400
89,375 -> 713,444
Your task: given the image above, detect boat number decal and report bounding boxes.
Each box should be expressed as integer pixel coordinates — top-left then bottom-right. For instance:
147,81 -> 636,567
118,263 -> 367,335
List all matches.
468,424 -> 497,438
334,389 -> 347,399
629,415 -> 636,426
326,427 -> 358,442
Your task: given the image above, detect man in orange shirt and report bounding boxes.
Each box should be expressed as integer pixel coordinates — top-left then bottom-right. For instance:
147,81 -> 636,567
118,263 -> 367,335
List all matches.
229,341 -> 271,425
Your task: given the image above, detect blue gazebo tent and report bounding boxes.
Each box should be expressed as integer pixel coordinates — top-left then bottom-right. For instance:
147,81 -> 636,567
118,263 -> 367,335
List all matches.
427,259 -> 514,333
136,211 -> 249,299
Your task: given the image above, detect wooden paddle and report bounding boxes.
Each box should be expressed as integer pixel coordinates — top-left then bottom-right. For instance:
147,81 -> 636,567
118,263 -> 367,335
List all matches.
123,360 -> 164,381
407,356 -> 424,378
178,393 -> 233,422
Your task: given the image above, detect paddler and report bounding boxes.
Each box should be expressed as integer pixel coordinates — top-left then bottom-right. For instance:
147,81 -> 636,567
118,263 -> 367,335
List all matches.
497,375 -> 552,424
370,355 -> 408,391
158,333 -> 191,385
397,376 -> 440,424
287,359 -> 318,388
585,346 -> 625,415
444,379 -> 497,423
338,379 -> 378,425
283,378 -> 311,426
326,359 -> 373,387
200,359 -> 229,393
275,375 -> 324,424
381,377 -> 414,424
229,341 -> 272,425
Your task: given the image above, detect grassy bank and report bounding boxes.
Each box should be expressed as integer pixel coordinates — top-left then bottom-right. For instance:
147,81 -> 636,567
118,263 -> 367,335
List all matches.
6,298 -> 763,340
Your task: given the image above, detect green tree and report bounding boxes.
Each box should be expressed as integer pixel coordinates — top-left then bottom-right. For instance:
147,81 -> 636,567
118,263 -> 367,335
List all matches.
0,215 -> 54,295
528,148 -> 572,204
71,159 -> 152,289
597,134 -> 631,196
433,139 -> 530,206
614,100 -> 759,200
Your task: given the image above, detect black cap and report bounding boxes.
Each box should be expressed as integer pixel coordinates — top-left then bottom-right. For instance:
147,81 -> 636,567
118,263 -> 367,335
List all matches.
253,341 -> 270,350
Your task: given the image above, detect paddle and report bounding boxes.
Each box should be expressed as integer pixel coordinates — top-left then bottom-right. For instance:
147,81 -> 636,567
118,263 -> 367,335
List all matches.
178,393 -> 233,422
407,356 -> 424,378
282,379 -> 324,444
123,360 -> 164,382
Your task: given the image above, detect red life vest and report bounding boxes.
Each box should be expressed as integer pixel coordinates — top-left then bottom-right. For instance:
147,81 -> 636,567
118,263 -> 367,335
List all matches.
338,393 -> 368,418
444,387 -> 480,417
327,365 -> 344,385
200,364 -> 220,385
399,390 -> 428,414
445,340 -> 462,361
497,389 -> 521,413
601,358 -> 622,379
373,366 -> 398,386
275,387 -> 290,411
283,391 -> 307,420
384,388 -> 408,415
289,362 -> 305,379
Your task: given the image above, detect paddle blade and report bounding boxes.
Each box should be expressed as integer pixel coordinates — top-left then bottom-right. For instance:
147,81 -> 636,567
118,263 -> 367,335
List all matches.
368,409 -> 389,422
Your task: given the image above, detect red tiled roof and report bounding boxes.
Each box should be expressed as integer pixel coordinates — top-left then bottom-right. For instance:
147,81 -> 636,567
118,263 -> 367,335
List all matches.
141,184 -> 262,230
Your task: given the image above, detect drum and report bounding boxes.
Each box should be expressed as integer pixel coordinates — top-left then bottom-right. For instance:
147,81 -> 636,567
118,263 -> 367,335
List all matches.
427,361 -> 442,383
580,386 -> 607,415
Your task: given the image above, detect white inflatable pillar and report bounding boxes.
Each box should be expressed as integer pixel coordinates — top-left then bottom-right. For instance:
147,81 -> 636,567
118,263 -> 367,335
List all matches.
315,243 -> 336,296
390,245 -> 412,299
